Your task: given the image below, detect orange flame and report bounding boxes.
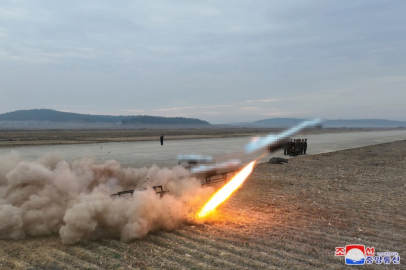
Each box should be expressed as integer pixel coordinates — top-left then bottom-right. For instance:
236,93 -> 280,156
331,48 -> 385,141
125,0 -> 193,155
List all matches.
197,161 -> 256,218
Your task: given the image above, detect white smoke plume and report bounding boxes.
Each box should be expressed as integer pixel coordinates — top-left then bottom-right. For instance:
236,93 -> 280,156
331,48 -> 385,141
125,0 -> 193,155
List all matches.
0,151 -> 214,244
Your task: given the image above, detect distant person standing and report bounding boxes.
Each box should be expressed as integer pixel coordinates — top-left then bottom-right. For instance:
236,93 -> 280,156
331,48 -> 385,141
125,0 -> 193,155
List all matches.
298,139 -> 302,155
296,139 -> 301,155
160,135 -> 164,145
289,139 -> 294,155
284,140 -> 289,155
304,139 -> 307,154
296,139 -> 300,155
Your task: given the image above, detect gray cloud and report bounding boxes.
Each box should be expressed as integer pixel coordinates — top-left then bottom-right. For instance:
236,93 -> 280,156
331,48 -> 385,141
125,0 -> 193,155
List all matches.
0,0 -> 405,123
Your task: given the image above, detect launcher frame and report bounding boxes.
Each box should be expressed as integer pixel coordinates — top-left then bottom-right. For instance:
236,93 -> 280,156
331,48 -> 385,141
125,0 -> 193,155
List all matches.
201,170 -> 239,186
111,185 -> 168,198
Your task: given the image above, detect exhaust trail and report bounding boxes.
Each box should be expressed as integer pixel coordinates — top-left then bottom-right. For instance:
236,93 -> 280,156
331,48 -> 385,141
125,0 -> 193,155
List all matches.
0,151 -> 214,244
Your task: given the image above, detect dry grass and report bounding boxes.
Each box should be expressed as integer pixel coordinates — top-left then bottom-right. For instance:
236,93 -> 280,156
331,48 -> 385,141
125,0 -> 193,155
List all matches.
1,141 -> 405,269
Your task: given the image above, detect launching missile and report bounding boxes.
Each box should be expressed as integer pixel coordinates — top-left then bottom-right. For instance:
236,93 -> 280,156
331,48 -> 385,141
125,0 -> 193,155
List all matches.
244,118 -> 322,154
191,159 -> 241,174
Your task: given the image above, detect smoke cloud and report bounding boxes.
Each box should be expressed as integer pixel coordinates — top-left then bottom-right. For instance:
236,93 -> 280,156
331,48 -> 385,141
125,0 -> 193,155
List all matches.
0,151 -> 214,244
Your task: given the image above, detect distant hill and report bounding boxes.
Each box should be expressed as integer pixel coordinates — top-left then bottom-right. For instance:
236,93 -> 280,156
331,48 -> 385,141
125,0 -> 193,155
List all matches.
0,109 -> 211,127
122,116 -> 210,125
323,119 -> 406,128
254,118 -> 305,127
0,109 -> 130,123
232,118 -> 406,128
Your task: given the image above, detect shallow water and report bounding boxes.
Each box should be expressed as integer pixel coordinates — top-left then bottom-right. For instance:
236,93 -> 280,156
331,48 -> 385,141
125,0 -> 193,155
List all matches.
0,130 -> 405,168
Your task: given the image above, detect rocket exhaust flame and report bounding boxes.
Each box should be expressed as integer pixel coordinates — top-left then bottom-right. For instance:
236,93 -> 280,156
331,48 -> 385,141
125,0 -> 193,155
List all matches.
197,161 -> 256,218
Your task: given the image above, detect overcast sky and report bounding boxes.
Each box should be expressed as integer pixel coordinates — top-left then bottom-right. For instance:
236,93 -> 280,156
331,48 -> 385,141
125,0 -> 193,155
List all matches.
0,0 -> 405,124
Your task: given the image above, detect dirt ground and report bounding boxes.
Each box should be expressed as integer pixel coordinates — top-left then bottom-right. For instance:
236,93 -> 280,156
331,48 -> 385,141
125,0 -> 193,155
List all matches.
0,127 -> 385,147
0,141 -> 405,269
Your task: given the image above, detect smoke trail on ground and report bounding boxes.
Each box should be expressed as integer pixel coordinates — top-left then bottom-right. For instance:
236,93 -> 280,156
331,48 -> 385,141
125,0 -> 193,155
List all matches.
0,151 -> 214,244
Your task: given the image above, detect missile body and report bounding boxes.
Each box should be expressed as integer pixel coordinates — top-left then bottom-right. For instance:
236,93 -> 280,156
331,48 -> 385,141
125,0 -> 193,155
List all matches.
244,119 -> 322,154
